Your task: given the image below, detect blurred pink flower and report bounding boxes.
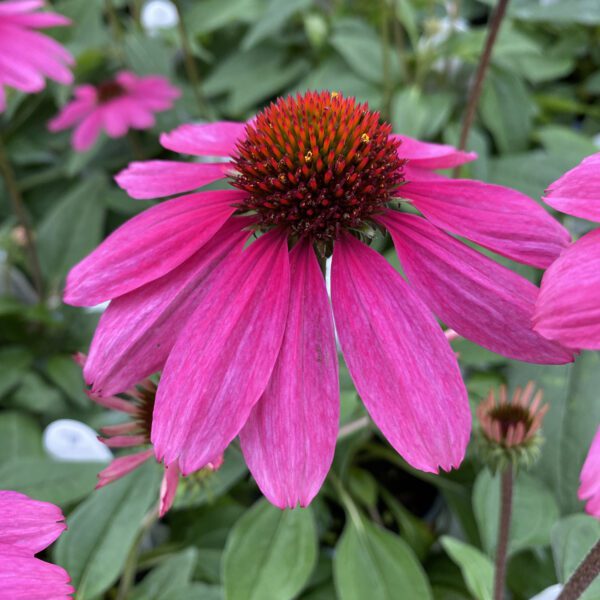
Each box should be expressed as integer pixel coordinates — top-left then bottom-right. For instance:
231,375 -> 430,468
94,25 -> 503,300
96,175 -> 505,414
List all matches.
0,490 -> 73,598
65,91 -> 573,508
77,355 -> 221,517
0,0 -> 74,111
534,153 -> 600,349
48,71 -> 180,151
579,427 -> 600,519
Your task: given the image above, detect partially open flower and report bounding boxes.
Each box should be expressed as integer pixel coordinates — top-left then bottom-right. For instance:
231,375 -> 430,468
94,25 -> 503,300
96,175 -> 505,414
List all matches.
476,382 -> 548,471
76,354 -> 222,516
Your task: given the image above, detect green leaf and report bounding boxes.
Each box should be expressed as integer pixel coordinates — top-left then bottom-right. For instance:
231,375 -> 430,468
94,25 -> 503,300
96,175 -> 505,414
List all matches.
473,470 -> 559,557
480,69 -> 535,153
0,347 -> 33,398
37,175 -> 106,282
440,536 -> 494,600
10,372 -> 67,414
0,411 -> 43,460
506,353 -> 600,514
124,32 -> 173,77
44,355 -> 89,408
131,548 -> 198,600
187,0 -> 260,35
55,461 -> 161,600
552,514 -> 600,600
223,499 -> 317,600
162,584 -> 224,600
333,517 -> 432,600
0,458 -> 102,505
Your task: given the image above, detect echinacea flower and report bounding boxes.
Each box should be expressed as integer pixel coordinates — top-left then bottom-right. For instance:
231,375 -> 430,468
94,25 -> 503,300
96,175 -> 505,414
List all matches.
0,0 -> 73,111
534,153 -> 600,349
65,91 -> 573,508
48,71 -> 180,152
476,381 -> 548,471
579,426 -> 600,519
0,490 -> 73,598
78,354 -> 221,516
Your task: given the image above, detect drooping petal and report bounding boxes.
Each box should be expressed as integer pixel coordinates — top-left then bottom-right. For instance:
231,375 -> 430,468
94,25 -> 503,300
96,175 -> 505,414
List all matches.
47,98 -> 94,131
578,427 -> 600,519
96,450 -> 153,488
392,134 -> 477,169
152,230 -> 290,475
534,230 -> 600,350
400,176 -> 570,268
0,491 -> 66,553
240,239 -> 339,508
71,111 -> 103,152
159,462 -> 180,517
331,233 -> 470,473
0,546 -> 74,599
115,160 -> 229,199
380,211 -> 574,364
64,190 -> 243,306
0,1 -> 45,16
160,121 -> 246,157
84,218 -> 251,396
1,11 -> 71,28
544,153 -> 600,222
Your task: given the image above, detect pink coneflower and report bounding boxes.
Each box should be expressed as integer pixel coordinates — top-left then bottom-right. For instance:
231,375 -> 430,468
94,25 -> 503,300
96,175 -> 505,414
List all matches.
579,427 -> 600,519
48,71 -> 180,151
65,91 -> 573,508
534,153 -> 600,349
0,0 -> 73,111
78,354 -> 221,516
0,490 -> 73,598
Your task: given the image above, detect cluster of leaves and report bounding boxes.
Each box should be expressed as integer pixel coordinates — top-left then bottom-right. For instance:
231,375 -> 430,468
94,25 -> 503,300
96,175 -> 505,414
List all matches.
1,0 -> 599,598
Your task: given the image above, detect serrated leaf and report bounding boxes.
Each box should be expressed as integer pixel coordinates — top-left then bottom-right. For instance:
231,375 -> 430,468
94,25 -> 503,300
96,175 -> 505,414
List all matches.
334,517 -> 432,600
223,499 -> 317,600
55,461 -> 161,599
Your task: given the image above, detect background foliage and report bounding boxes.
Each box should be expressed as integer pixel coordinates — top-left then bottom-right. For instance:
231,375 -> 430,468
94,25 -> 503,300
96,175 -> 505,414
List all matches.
1,0 -> 599,598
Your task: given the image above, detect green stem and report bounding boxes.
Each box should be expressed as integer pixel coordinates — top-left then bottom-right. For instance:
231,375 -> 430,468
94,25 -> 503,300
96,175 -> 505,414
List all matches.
558,540 -> 600,600
453,0 -> 511,177
131,0 -> 143,30
329,473 -> 364,532
105,0 -> 126,61
0,136 -> 44,298
116,507 -> 158,600
380,0 -> 393,121
172,0 -> 209,118
493,467 -> 513,600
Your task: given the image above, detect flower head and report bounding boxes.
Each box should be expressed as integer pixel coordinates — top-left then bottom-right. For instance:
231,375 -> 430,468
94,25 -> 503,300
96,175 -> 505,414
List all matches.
476,382 -> 548,471
0,490 -> 73,598
65,91 -> 573,509
0,0 -> 74,111
48,71 -> 180,151
78,354 -> 221,517
579,427 -> 600,519
534,152 -> 600,349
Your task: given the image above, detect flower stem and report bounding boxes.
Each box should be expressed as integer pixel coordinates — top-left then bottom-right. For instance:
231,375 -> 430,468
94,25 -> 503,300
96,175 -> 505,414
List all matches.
558,540 -> 600,600
0,136 -> 44,298
380,0 -> 393,122
105,0 -> 126,61
453,0 -> 511,177
172,0 -> 209,118
494,467 -> 514,600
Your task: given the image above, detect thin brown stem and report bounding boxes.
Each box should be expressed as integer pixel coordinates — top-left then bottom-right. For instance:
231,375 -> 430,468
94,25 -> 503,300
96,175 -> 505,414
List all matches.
0,136 -> 44,297
453,0 -> 511,177
172,0 -> 209,118
558,540 -> 600,600
494,467 -> 513,600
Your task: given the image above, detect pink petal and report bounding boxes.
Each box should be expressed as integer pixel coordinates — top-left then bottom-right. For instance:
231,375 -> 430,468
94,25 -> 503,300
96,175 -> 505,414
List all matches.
64,190 -> 242,306
381,211 -> 574,364
0,547 -> 74,599
72,110 -> 103,152
544,153 -> 600,222
331,233 -> 470,473
100,434 -> 146,448
84,218 -> 251,396
159,462 -> 180,517
534,230 -> 600,350
115,160 -> 229,200
48,98 -> 94,131
160,121 -> 246,157
400,176 -> 570,268
96,450 -> 153,488
0,491 -> 66,553
152,230 -> 291,475
579,427 -> 600,520
240,239 -> 339,508
2,11 -> 71,28
392,134 -> 477,169
0,2 -> 45,16
85,390 -> 137,414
